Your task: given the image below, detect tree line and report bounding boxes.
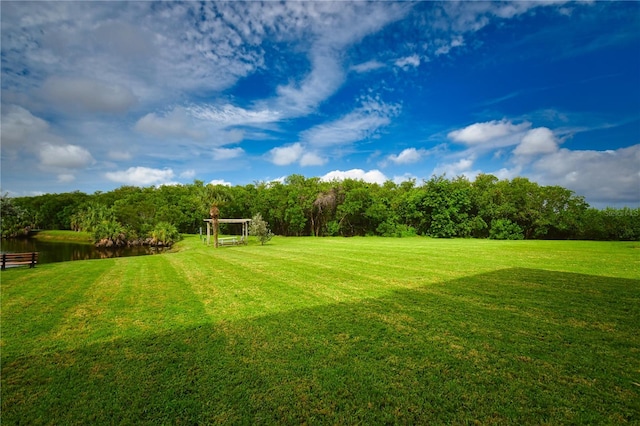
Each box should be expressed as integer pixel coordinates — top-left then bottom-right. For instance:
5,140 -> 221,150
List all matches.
2,174 -> 638,242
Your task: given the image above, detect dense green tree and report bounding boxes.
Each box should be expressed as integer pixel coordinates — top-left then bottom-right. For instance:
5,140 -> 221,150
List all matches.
335,179 -> 373,236
15,191 -> 89,230
599,207 -> 640,240
1,194 -> 33,237
471,174 -> 500,238
283,174 -> 319,236
4,175 -> 636,242
112,194 -> 156,237
397,180 -> 427,234
225,184 -> 257,222
411,176 -> 473,238
536,186 -> 588,239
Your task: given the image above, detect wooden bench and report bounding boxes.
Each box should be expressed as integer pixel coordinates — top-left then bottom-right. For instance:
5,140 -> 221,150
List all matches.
218,237 -> 238,246
1,252 -> 38,270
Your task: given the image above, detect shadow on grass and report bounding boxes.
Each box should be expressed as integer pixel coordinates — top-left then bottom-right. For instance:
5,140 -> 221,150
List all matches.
2,268 -> 639,425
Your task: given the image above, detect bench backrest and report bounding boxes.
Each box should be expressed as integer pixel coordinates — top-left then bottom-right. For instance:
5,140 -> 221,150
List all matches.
1,252 -> 38,270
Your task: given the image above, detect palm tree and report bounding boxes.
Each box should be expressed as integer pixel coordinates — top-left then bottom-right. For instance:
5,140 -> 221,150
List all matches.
209,196 -> 223,248
200,184 -> 231,248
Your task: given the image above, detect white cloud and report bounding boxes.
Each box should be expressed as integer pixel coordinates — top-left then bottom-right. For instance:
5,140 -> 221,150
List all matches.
386,147 -> 426,165
435,35 -> 465,56
300,152 -> 327,166
490,167 -> 523,181
209,179 -> 232,187
267,144 -> 326,167
350,60 -> 385,73
105,166 -> 175,186
392,173 -> 418,185
57,173 -> 76,183
492,1 -> 571,19
432,157 -> 479,179
394,54 -> 421,69
448,119 -> 531,146
135,106 -> 248,150
264,97 -> 400,168
513,127 -> 559,156
212,147 -> 245,161
40,76 -> 137,113
188,104 -> 282,127
176,2 -> 407,122
1,2 -> 268,116
267,97 -> 401,168
321,169 -> 388,185
268,176 -> 287,185
445,118 -> 638,206
531,145 -> 640,205
39,143 -> 94,169
180,169 -> 196,179
268,143 -> 304,166
0,105 -> 60,152
108,150 -> 132,161
134,108 -> 207,140
92,20 -> 157,60
302,98 -> 401,148
264,2 -> 410,117
273,49 -> 345,117
437,1 -> 569,34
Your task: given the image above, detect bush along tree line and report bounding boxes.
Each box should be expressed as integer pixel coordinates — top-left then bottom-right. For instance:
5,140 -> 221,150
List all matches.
1,174 -> 639,243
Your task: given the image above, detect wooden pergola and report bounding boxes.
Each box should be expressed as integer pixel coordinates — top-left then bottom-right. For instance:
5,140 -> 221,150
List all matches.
203,218 -> 252,246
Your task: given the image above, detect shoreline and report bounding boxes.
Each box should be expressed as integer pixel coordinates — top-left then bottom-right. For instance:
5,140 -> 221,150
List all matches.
30,230 -> 93,243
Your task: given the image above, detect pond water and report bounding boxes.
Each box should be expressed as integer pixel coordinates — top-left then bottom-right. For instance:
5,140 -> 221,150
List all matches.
0,238 -> 165,265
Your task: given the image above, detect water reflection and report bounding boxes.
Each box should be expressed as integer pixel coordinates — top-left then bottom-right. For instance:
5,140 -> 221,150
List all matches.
0,238 -> 166,265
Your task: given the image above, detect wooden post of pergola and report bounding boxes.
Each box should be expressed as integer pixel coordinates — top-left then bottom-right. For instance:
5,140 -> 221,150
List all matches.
204,218 -> 251,246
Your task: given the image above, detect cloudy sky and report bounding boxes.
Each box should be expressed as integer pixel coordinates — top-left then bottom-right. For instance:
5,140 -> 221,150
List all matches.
1,1 -> 639,207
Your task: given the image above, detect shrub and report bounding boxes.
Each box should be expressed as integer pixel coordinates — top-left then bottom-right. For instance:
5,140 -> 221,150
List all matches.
377,220 -> 417,238
326,220 -> 340,236
249,213 -> 274,245
149,222 -> 181,246
489,219 -> 524,240
93,219 -> 128,247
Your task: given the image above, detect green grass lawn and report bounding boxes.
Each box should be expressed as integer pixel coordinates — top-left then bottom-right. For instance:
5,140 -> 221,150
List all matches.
32,229 -> 93,242
2,235 -> 639,424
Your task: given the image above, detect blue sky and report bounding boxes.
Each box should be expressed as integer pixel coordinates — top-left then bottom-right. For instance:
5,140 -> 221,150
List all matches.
1,1 -> 639,207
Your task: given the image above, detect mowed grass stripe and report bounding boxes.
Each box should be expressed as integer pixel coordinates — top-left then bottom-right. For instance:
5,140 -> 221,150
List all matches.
228,237 -> 471,281
166,250 -> 292,321
47,259 -> 130,350
217,242 -> 427,304
1,259 -> 116,357
164,251 -> 224,320
98,255 -> 209,335
171,247 -> 355,320
224,244 -> 434,298
419,268 -> 640,338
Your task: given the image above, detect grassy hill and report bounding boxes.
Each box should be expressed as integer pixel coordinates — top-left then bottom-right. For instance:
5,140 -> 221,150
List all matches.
2,235 -> 639,424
